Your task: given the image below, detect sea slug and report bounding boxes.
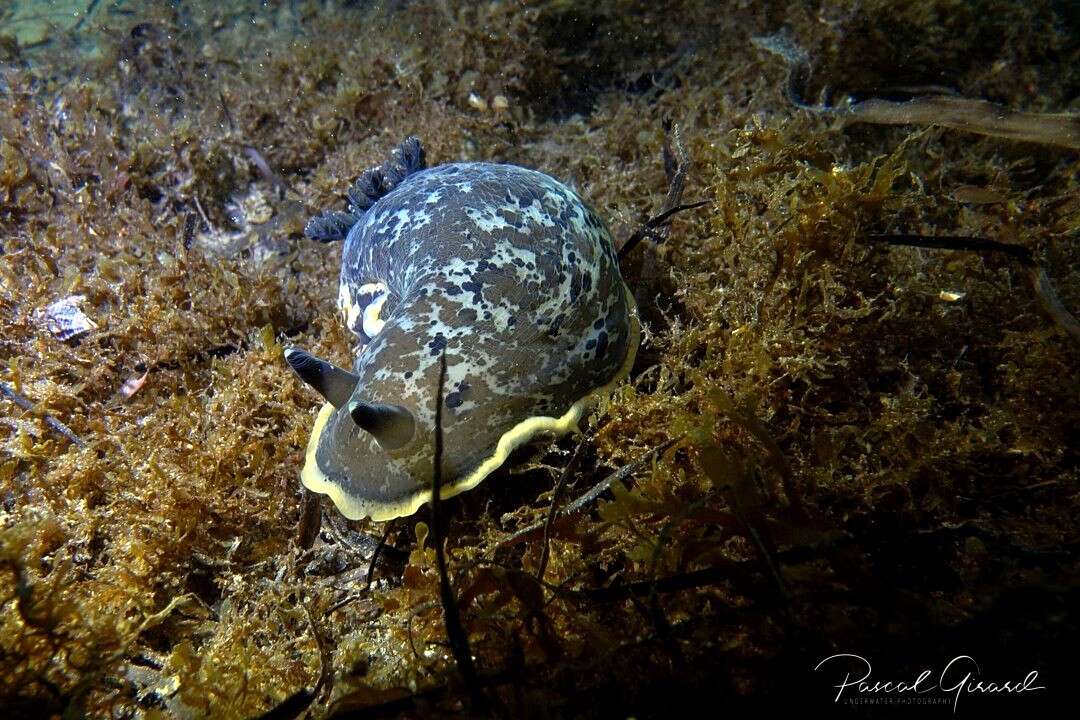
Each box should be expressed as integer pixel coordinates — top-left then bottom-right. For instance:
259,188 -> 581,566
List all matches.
287,137 -> 638,521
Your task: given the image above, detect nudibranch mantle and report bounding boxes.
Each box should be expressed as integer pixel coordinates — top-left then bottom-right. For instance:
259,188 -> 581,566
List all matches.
290,138 -> 638,521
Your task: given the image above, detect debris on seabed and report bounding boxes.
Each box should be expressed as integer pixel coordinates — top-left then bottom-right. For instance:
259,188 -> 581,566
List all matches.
119,371 -> 149,399
467,91 -> 489,112
33,295 -> 98,341
938,290 -> 966,302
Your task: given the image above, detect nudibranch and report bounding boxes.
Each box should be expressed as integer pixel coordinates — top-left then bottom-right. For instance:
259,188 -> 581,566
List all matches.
286,137 -> 639,521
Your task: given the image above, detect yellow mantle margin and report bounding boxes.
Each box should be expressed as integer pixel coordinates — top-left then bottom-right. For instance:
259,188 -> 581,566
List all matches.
300,285 -> 641,522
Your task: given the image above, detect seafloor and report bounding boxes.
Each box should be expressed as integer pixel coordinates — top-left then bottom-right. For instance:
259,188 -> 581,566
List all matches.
1,1 -> 1077,718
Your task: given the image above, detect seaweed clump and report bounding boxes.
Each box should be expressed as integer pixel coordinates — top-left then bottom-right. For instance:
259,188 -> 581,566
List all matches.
1,1 -> 1077,718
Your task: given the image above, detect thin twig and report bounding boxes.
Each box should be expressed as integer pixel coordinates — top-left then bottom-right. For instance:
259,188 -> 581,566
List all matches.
193,195 -> 217,236
659,122 -> 690,242
617,201 -> 711,262
303,601 -> 335,711
496,437 -> 682,550
405,604 -> 437,671
536,441 -> 586,582
244,146 -> 290,197
325,593 -> 364,615
430,351 -> 485,710
618,121 -> 709,262
585,562 -> 756,602
988,479 -> 1060,500
862,233 -> 1034,262
365,523 -> 393,591
1,381 -> 85,447
71,0 -> 101,33
563,437 -> 681,515
1022,264 -> 1080,343
736,508 -> 791,616
628,592 -> 686,671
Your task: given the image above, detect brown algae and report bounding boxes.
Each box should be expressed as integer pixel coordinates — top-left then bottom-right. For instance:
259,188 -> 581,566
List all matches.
0,1 -> 1077,717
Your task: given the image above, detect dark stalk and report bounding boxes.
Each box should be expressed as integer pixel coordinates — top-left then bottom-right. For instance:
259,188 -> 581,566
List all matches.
495,437 -> 681,550
536,441 -> 585,582
617,201 -> 711,262
365,523 -> 393,591
618,122 -> 709,262
430,351 -> 485,711
862,233 -> 1035,263
1,381 -> 84,447
296,490 -> 321,550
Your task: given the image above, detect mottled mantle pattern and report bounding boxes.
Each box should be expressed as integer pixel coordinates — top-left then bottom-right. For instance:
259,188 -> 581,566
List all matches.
303,160 -> 636,520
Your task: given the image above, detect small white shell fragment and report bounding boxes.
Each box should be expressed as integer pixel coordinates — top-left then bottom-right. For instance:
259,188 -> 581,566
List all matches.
491,94 -> 509,112
938,290 -> 966,303
120,371 -> 149,399
34,295 -> 98,340
467,92 -> 488,112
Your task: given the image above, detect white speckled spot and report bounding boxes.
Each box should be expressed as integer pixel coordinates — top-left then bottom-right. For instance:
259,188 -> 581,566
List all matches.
363,291 -> 388,338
